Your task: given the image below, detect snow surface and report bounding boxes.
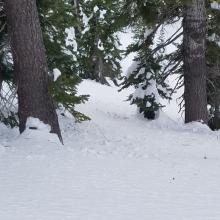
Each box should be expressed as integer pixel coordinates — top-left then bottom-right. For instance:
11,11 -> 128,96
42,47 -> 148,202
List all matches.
1,79 -> 220,220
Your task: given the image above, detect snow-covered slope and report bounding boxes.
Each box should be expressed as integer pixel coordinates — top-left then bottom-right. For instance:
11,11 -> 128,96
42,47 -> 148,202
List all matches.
0,80 -> 220,220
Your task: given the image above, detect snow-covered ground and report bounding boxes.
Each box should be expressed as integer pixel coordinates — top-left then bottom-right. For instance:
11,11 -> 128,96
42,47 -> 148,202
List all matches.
1,80 -> 220,220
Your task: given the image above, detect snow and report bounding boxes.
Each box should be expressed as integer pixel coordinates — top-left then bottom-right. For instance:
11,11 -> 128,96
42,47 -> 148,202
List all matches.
125,60 -> 139,78
26,117 -> 51,131
118,30 -> 136,75
1,18 -> 219,220
53,68 -> 61,81
65,27 -> 78,52
97,39 -> 104,51
144,27 -> 153,39
1,79 -> 220,219
211,1 -> 220,10
99,9 -> 107,19
132,79 -> 160,100
208,33 -> 220,47
93,5 -> 99,13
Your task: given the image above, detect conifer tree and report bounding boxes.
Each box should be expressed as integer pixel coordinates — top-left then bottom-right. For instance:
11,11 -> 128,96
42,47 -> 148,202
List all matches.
207,0 -> 220,128
120,0 -> 179,119
0,0 -> 89,127
120,0 -> 220,124
5,0 -> 62,141
77,0 -> 122,86
38,0 -> 89,121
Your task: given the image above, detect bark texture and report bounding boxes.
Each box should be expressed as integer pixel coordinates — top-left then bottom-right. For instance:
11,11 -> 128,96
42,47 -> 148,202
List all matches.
183,0 -> 208,123
213,63 -> 220,129
92,35 -> 110,86
207,63 -> 220,129
0,62 -> 2,92
5,0 -> 62,142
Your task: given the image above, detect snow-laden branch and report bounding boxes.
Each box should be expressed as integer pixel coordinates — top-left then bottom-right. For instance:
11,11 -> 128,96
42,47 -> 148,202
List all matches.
211,1 -> 220,10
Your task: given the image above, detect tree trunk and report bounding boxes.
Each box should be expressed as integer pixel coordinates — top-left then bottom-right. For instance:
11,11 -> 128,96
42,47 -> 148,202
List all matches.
72,0 -> 81,37
213,63 -> 220,129
183,0 -> 208,123
92,35 -> 110,86
213,94 -> 220,129
5,0 -> 62,142
0,62 -> 2,93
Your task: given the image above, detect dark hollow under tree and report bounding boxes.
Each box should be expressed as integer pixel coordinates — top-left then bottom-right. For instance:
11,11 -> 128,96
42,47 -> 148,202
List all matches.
183,0 -> 208,124
5,0 -> 62,142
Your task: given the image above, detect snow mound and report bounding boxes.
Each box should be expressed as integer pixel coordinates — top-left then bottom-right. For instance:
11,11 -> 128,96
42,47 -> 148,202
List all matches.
26,117 -> 51,131
0,80 -> 220,220
9,118 -> 61,150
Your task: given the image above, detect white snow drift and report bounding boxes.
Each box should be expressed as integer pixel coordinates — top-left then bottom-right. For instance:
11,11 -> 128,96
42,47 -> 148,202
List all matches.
0,80 -> 220,220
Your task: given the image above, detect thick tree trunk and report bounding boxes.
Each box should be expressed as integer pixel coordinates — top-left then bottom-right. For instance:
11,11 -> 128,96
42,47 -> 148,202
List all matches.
183,0 -> 208,123
5,0 -> 62,142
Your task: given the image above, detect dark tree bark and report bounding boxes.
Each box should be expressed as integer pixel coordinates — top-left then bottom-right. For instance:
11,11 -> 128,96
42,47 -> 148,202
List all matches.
213,64 -> 220,129
207,63 -> 220,129
92,35 -> 110,86
213,92 -> 220,129
0,62 -> 2,92
72,0 -> 81,37
5,0 -> 62,142
183,0 -> 208,123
